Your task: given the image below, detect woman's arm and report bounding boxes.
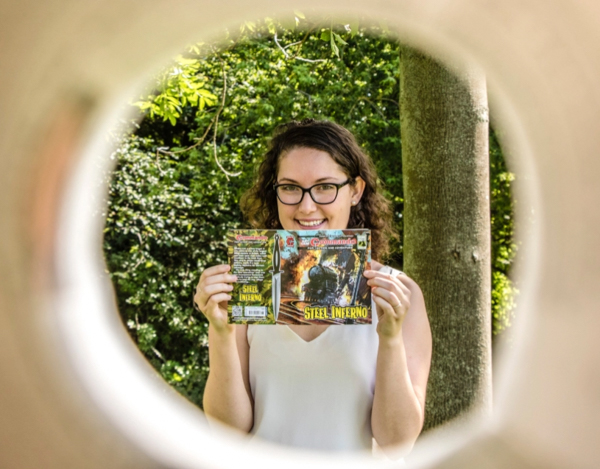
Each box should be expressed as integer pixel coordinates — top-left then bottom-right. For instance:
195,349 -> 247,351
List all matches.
195,265 -> 254,433
203,325 -> 253,432
366,263 -> 432,457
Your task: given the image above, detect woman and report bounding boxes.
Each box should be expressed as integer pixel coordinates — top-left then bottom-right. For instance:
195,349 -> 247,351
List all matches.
194,120 -> 431,456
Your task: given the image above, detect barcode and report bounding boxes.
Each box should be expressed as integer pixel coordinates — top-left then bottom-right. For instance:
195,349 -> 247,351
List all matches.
245,306 -> 267,317
232,306 -> 243,317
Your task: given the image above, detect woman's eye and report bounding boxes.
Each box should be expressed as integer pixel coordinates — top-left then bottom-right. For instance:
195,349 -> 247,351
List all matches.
280,185 -> 300,192
316,184 -> 335,191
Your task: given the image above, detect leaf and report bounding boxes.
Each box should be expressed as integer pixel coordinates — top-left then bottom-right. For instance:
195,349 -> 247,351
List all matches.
198,89 -> 218,100
188,44 -> 201,54
320,30 -> 331,42
330,32 -> 339,58
333,32 -> 348,46
294,10 -> 305,19
133,101 -> 152,110
265,18 -> 276,35
177,57 -> 198,66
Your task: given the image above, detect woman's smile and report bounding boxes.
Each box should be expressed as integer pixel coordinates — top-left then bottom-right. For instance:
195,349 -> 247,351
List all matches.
295,218 -> 326,228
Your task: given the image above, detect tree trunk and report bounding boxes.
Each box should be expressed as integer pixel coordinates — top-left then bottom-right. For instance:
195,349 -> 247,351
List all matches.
399,47 -> 492,431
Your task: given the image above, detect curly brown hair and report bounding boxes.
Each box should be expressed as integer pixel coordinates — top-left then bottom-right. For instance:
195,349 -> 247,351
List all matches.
240,119 -> 397,261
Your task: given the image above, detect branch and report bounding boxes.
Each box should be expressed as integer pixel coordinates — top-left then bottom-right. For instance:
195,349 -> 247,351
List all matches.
151,346 -> 165,363
288,26 -> 316,60
212,62 -> 241,180
362,97 -> 387,118
274,30 -> 327,64
294,56 -> 327,64
156,121 -> 213,158
346,96 -> 387,120
380,97 -> 400,107
297,90 -> 313,106
283,40 -> 302,50
154,148 -> 166,175
273,32 -> 289,58
156,64 -> 240,179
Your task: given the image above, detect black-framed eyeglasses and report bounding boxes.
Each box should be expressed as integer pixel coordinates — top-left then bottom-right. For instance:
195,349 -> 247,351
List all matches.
273,179 -> 354,205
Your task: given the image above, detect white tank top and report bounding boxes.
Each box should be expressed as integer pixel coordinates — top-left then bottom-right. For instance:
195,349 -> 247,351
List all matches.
247,266 -> 401,452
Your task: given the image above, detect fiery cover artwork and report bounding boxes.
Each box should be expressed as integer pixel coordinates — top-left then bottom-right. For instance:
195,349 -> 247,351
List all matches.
227,229 -> 372,325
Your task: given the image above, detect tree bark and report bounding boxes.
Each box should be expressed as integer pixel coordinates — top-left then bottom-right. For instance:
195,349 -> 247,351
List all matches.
399,47 -> 492,431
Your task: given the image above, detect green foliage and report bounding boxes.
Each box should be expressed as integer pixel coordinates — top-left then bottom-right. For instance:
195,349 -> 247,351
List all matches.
134,57 -> 218,125
489,128 -> 518,335
105,19 -> 402,408
103,17 -> 517,409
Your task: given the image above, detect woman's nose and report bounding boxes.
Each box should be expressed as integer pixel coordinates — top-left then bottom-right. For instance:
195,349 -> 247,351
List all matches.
297,191 -> 318,213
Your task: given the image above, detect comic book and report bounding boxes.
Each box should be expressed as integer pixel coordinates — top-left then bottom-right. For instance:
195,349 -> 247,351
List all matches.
227,229 -> 371,325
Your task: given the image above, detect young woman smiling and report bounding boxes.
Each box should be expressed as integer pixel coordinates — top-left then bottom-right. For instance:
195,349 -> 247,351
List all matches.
194,120 -> 432,456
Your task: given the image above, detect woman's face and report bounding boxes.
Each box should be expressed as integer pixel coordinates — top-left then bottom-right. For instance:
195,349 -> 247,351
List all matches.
276,147 -> 365,231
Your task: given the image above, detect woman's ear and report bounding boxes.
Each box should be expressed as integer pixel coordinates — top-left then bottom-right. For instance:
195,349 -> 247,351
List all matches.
351,176 -> 366,204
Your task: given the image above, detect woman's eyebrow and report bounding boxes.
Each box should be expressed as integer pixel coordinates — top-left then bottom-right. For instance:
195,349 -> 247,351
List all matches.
277,177 -> 341,184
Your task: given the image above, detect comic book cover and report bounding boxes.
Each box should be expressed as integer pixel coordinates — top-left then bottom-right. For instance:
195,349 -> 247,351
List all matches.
227,229 -> 371,325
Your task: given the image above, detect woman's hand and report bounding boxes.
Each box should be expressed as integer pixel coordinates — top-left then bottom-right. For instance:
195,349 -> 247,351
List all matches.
194,264 -> 237,334
364,267 -> 411,341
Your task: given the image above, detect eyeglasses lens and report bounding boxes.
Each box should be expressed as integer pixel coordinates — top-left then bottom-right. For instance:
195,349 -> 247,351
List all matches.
276,184 -> 338,204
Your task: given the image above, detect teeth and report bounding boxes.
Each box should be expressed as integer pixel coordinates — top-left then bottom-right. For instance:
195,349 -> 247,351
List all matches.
298,219 -> 324,227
